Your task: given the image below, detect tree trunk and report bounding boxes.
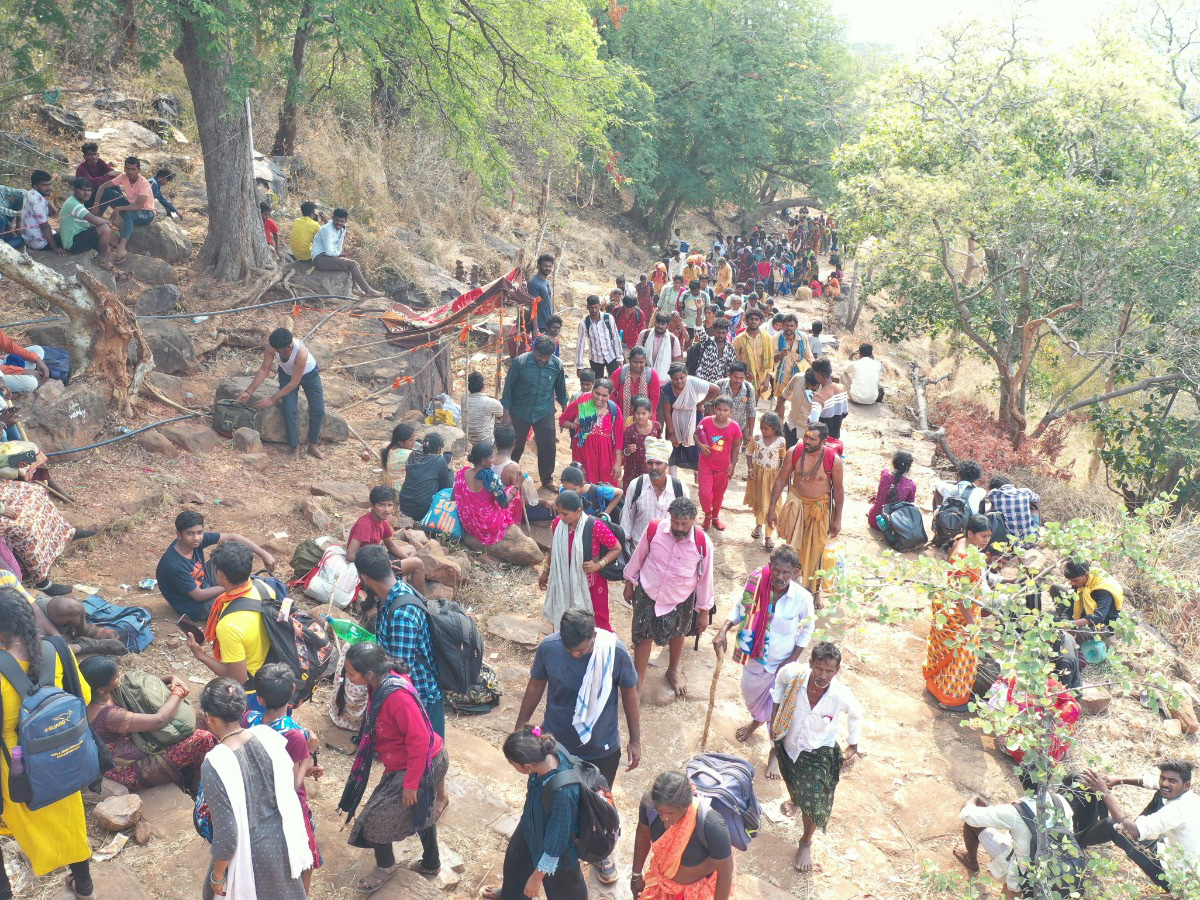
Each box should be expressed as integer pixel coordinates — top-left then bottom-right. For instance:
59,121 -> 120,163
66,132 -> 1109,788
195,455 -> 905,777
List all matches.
175,13 -> 276,282
270,1 -> 313,157
112,0 -> 138,68
0,245 -> 153,415
654,196 -> 684,248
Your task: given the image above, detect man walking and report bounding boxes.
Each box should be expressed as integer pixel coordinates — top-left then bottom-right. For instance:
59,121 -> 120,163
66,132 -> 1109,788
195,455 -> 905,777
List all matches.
716,362 -> 757,446
767,423 -> 843,605
237,327 -> 327,460
310,207 -> 387,297
575,294 -> 623,379
689,318 -> 737,382
638,313 -> 684,382
733,308 -> 774,398
623,497 -> 714,699
520,253 -> 556,353
768,641 -> 862,873
809,359 -> 849,440
501,335 -> 568,489
515,608 -> 641,885
620,438 -> 689,546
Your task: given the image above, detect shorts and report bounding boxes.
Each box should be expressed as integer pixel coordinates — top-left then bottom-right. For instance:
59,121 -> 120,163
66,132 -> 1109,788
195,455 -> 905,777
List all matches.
64,227 -> 101,254
631,584 -> 696,646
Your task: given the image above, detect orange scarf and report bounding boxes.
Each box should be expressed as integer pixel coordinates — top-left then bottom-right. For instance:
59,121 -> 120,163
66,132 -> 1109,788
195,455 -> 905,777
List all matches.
641,803 -> 719,900
202,581 -> 255,657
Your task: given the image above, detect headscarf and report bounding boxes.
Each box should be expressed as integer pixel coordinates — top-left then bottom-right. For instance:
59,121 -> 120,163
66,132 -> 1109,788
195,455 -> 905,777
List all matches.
644,437 -> 672,464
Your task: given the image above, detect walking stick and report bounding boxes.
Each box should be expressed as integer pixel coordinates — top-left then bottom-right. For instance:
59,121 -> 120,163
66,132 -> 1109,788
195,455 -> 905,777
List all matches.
700,653 -> 723,748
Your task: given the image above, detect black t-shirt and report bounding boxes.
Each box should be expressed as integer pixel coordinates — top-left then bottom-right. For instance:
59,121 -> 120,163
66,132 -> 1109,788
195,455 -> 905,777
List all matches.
156,532 -> 219,620
399,451 -> 454,519
638,796 -> 732,865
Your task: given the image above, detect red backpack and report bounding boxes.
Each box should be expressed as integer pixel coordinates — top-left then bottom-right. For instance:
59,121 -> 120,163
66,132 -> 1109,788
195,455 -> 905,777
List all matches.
790,442 -> 839,475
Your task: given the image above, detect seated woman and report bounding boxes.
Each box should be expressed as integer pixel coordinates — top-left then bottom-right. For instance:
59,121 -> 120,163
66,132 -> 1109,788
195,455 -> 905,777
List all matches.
867,450 -> 916,532
79,656 -> 217,792
632,771 -> 734,900
380,423 -> 416,488
560,465 -> 623,518
0,399 -> 74,502
0,478 -> 91,595
985,673 -> 1080,763
398,432 -> 453,521
455,440 -> 520,546
923,515 -> 992,713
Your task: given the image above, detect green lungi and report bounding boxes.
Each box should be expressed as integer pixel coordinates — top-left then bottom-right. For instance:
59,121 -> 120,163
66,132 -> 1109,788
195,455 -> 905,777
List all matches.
773,742 -> 843,831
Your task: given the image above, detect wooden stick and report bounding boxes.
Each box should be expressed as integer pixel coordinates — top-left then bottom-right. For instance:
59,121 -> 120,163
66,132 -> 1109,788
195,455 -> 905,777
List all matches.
700,653 -> 724,748
342,421 -> 377,457
143,382 -> 202,415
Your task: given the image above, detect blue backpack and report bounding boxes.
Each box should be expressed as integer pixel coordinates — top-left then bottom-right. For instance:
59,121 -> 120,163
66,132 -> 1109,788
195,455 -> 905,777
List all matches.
81,594 -> 155,653
0,637 -> 101,811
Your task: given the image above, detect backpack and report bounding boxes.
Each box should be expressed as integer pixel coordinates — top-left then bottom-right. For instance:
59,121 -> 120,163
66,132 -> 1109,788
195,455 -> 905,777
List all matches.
392,588 -> 484,697
542,743 -> 621,864
80,594 -> 155,653
984,509 -> 1011,551
211,400 -> 264,438
790,442 -> 838,476
116,669 -> 196,753
290,537 -> 328,579
645,519 -> 708,571
684,753 -> 761,851
582,515 -> 630,582
1014,797 -> 1087,897
931,484 -> 972,549
880,502 -> 928,552
444,661 -> 501,715
300,545 -> 359,610
420,488 -> 464,540
221,578 -> 333,705
630,474 -> 684,507
0,637 -> 101,812
39,346 -> 72,385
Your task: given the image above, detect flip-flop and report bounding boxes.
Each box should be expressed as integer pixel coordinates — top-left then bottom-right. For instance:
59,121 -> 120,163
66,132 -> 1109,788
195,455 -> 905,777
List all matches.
66,873 -> 96,899
355,866 -> 399,893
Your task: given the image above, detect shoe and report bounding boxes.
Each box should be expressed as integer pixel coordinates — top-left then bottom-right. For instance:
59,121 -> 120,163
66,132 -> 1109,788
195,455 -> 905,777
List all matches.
596,856 -> 619,885
34,580 -> 74,596
713,517 -> 726,531
71,528 -> 97,541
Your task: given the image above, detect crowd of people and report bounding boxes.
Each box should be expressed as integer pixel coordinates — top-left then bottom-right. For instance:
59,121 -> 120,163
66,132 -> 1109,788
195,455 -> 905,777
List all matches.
0,213 -> 1195,900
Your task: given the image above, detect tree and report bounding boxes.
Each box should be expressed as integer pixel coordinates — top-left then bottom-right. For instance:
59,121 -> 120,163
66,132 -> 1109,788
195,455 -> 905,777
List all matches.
835,19 -> 1200,447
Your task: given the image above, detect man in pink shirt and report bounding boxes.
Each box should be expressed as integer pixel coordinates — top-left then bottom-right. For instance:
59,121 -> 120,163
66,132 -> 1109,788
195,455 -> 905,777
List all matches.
622,496 -> 714,698
92,156 -> 156,261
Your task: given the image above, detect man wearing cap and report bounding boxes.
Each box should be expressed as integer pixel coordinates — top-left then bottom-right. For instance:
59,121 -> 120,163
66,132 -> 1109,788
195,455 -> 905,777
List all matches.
620,438 -> 690,546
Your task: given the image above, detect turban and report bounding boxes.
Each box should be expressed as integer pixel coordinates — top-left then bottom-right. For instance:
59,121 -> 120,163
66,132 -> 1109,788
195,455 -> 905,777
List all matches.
644,437 -> 672,464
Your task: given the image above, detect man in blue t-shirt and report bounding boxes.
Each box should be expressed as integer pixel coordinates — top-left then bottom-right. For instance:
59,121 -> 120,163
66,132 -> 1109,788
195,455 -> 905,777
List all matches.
516,608 -> 641,884
155,510 -> 276,623
525,252 -> 555,338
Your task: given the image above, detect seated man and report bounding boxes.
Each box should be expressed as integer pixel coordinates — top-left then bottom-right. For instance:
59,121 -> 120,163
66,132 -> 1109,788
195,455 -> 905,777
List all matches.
149,169 -> 181,219
290,201 -> 324,261
345,486 -> 426,594
310,207 -> 386,297
0,327 -> 49,394
1061,559 -> 1122,636
492,423 -> 553,522
75,141 -> 116,203
462,371 -> 504,446
58,177 -> 117,268
987,476 -> 1041,542
92,156 -> 156,261
956,772 -> 1075,900
1081,760 -> 1199,893
155,510 -> 275,625
0,183 -> 25,248
933,459 -> 986,515
18,169 -> 59,256
843,343 -> 883,405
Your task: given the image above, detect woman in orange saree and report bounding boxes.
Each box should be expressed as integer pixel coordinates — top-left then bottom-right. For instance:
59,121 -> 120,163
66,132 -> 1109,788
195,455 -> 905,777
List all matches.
632,772 -> 734,900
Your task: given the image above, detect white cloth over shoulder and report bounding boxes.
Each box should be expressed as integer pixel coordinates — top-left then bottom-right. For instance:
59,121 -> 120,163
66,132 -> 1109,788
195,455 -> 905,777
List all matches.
573,628 -> 617,742
544,515 -> 593,629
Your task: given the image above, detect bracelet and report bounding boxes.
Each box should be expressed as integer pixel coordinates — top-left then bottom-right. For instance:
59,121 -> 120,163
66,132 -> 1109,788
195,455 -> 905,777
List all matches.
209,873 -> 227,884
630,874 -> 645,882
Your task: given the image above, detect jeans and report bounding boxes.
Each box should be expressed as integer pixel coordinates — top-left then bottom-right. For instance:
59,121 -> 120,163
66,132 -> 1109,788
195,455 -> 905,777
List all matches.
511,411 -> 557,485
590,359 -> 619,379
373,825 -> 440,871
0,213 -> 23,248
119,208 -> 155,240
278,367 -> 326,447
96,187 -> 126,213
1,345 -> 43,393
1077,817 -> 1169,891
313,253 -> 371,292
821,412 -> 846,439
500,824 -> 587,900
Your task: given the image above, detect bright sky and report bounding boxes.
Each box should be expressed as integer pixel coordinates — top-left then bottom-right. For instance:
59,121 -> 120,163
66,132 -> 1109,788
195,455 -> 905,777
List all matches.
841,0 -> 1128,53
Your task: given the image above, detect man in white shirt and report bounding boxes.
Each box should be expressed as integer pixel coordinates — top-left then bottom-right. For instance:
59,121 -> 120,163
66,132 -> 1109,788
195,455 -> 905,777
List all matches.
310,207 -> 386,297
956,780 -> 1076,899
575,294 -> 623,379
843,343 -> 884,405
1081,760 -> 1200,892
768,641 -> 862,873
638,313 -> 684,381
620,440 -> 689,546
933,460 -> 987,516
713,546 -> 814,749
461,371 -> 504,445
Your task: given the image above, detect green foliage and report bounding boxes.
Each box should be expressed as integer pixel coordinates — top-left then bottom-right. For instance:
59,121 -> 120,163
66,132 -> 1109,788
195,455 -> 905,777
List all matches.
597,0 -> 853,231
1094,387 -> 1200,511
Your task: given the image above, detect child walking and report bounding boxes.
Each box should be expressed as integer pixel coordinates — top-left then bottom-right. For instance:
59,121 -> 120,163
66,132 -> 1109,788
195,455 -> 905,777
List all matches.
743,413 -> 787,550
621,397 -> 662,489
696,395 -> 743,531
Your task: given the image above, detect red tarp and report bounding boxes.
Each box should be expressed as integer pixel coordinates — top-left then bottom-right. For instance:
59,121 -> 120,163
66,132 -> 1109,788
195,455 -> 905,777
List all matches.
381,266 -> 531,346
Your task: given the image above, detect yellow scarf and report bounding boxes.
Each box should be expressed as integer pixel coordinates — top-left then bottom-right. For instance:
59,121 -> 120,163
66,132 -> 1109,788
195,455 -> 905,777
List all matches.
1073,570 -> 1124,619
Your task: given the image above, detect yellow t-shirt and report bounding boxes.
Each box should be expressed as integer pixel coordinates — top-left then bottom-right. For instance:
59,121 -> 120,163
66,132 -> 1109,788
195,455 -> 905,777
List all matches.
290,215 -> 321,261
215,608 -> 270,676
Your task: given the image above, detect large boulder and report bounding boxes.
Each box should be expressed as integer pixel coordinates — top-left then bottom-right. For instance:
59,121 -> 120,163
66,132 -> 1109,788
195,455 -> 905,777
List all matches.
146,371 -> 191,406
487,613 -> 551,650
24,322 -> 72,349
160,423 -> 220,455
126,217 -> 192,264
19,382 -> 107,454
28,252 -> 116,290
462,526 -> 543,566
214,376 -> 348,444
412,423 -> 468,457
137,284 -> 181,314
120,252 -> 179,285
309,481 -> 370,507
138,320 -> 197,374
93,120 -> 163,150
288,263 -> 352,298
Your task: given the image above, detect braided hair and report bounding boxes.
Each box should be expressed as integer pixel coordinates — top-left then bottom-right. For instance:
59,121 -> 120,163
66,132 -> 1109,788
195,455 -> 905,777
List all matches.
0,587 -> 43,682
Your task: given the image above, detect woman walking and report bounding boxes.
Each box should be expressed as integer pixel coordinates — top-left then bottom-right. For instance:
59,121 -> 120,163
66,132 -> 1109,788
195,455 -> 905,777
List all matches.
539,491 -> 622,633
560,378 -> 624,486
198,677 -> 312,899
480,727 -> 587,900
0,587 -> 95,899
338,642 -> 448,894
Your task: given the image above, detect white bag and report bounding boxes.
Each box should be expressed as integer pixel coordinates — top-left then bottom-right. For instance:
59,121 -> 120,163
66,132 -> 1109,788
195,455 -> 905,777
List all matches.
303,546 -> 359,609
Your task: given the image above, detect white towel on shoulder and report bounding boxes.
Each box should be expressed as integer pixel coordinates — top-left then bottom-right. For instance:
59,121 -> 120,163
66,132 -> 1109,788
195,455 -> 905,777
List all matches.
573,628 -> 617,742
543,514 -> 592,630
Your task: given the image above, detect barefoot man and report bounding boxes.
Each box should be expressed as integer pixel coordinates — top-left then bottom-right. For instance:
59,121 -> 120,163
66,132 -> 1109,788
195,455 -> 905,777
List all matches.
237,327 -> 327,461
712,545 -> 813,758
623,497 -> 713,699
767,423 -> 842,608
767,641 -> 861,873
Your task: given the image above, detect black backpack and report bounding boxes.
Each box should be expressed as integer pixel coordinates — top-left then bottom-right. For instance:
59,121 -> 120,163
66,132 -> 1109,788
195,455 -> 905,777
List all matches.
984,510 -> 1011,551
542,743 -> 621,864
393,589 -> 483,697
629,474 -> 685,506
582,515 -> 629,582
1014,797 -> 1087,897
221,578 -> 332,704
931,486 -> 971,549
880,501 -> 928,551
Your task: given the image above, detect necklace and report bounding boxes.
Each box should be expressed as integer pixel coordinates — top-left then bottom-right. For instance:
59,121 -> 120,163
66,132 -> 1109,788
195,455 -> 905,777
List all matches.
798,448 -> 825,481
219,727 -> 246,744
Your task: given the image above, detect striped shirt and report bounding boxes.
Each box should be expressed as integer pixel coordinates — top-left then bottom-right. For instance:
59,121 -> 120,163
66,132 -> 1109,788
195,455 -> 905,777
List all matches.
575,313 -> 623,368
809,380 -> 849,423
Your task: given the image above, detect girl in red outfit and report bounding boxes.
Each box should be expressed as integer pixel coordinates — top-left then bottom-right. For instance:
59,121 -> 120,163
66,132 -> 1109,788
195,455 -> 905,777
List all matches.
539,491 -> 622,632
616,296 -> 645,350
339,643 -> 449,893
696,396 -> 743,531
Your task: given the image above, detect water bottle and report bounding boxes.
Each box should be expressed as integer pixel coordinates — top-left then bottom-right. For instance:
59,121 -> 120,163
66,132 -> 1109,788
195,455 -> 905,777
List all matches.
875,514 -> 888,532
10,746 -> 24,776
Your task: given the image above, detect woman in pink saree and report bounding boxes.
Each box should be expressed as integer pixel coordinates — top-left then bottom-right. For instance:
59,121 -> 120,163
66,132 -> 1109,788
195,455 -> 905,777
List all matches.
454,441 -> 519,546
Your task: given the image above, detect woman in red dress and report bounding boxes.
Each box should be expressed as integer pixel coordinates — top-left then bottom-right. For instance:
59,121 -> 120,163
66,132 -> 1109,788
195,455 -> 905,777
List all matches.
559,378 -> 624,487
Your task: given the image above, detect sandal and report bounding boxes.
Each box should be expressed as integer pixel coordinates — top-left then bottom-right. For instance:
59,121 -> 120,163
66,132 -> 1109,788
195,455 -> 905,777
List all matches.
409,859 -> 442,877
356,866 -> 399,893
66,873 -> 95,899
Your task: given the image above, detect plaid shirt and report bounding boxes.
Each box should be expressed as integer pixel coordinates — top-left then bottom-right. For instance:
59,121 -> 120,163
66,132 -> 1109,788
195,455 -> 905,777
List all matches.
988,484 -> 1041,539
376,581 -> 442,704
0,186 -> 24,219
715,377 -> 756,430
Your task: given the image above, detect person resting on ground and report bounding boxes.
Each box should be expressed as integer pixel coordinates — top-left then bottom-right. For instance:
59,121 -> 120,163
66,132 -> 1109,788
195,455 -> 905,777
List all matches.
380,423 -> 416,488
0,478 -> 91,595
92,156 -> 156,262
867,450 -> 916,532
455,440 -> 521,547
398,433 -> 453,521
345,486 -> 425,594
79,655 -> 217,793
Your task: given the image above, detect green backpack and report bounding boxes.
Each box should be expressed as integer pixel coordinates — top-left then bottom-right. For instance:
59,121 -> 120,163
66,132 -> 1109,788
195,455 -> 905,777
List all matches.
115,670 -> 196,753
212,400 -> 263,437
291,537 -> 326,579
